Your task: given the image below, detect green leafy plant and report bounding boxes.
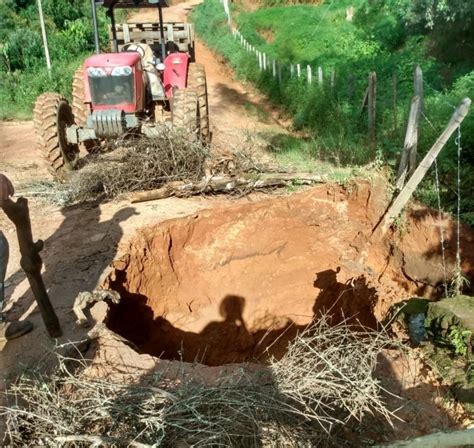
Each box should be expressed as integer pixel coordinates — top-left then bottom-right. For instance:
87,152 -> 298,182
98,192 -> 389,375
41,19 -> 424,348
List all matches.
448,326 -> 472,357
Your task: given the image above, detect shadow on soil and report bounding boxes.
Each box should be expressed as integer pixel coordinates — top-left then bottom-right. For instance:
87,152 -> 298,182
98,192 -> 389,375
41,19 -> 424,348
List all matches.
4,200 -> 137,326
106,267 -> 379,366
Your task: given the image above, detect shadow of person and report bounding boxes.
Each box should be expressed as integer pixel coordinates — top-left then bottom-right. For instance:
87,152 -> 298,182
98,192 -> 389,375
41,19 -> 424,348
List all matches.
200,295 -> 255,365
312,267 -> 378,328
3,201 -> 138,335
107,293 -> 256,366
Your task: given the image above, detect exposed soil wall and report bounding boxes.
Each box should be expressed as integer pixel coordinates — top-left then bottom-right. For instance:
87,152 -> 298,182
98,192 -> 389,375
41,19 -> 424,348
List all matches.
104,180 -> 474,366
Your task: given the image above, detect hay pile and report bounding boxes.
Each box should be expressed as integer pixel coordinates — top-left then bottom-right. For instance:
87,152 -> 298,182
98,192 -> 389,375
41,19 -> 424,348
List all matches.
1,317 -> 399,447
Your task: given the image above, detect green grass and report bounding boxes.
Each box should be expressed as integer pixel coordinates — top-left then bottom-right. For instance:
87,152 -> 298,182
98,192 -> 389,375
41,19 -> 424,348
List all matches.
0,57 -> 86,120
192,0 -> 474,219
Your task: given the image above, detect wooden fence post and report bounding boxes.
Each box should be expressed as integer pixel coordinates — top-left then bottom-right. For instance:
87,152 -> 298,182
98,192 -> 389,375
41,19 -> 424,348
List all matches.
377,98 -> 471,236
392,72 -> 398,133
290,64 -> 294,77
368,71 -> 377,149
414,65 -> 424,114
396,95 -> 420,189
318,66 -> 323,86
297,64 -> 301,78
410,65 -> 424,176
278,62 -> 282,84
263,53 -> 267,71
348,74 -> 355,101
330,70 -> 335,90
307,65 -> 312,84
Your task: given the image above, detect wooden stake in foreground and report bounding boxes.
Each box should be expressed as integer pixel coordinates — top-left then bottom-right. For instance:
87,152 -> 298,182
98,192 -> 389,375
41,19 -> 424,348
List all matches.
376,97 -> 471,237
1,198 -> 61,337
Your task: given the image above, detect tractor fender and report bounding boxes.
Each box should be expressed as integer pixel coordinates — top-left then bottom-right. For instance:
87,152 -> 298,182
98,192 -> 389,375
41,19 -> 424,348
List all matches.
163,53 -> 190,98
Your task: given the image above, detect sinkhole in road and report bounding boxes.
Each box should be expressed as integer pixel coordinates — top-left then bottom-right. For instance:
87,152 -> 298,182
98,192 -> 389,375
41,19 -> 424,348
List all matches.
103,181 -> 472,366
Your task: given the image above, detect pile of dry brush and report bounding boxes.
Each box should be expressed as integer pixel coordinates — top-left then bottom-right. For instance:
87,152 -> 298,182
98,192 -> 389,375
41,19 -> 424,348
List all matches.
20,130 -> 286,205
1,317 -> 399,447
65,131 -> 209,202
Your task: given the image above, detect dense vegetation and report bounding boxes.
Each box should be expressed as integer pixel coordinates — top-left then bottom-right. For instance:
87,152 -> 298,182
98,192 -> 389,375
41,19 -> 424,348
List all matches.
193,0 -> 474,221
0,0 -> 107,119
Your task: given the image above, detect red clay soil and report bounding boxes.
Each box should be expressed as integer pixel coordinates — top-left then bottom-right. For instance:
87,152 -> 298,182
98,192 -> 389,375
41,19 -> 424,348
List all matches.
104,180 -> 474,366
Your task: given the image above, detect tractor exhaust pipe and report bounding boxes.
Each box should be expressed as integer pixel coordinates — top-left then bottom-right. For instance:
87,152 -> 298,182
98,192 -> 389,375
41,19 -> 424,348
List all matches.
90,0 -> 100,54
158,4 -> 166,62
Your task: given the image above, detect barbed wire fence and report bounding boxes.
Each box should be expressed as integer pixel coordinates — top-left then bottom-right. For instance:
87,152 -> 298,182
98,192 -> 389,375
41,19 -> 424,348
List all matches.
217,0 -> 469,294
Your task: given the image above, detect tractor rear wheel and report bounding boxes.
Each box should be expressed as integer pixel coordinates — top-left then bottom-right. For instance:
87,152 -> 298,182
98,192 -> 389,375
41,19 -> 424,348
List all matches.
72,67 -> 99,153
187,63 -> 210,143
34,93 -> 79,178
172,89 -> 200,138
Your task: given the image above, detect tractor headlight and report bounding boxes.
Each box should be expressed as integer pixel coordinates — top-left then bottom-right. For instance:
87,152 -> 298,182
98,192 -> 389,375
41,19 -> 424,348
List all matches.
111,66 -> 133,77
87,67 -> 107,77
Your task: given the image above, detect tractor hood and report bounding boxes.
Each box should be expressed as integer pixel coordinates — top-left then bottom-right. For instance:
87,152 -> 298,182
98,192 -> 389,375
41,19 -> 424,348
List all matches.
95,0 -> 169,7
84,52 -> 142,68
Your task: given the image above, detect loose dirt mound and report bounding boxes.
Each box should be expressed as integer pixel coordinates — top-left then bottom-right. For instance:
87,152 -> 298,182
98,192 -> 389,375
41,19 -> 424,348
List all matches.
104,180 -> 474,366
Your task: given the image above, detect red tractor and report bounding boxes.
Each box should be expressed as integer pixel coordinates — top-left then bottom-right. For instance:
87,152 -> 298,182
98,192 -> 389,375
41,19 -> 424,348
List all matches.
34,0 -> 209,178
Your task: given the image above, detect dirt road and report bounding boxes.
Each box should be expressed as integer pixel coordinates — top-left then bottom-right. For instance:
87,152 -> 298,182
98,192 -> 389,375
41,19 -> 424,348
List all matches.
1,1 -> 473,440
0,0 -> 287,377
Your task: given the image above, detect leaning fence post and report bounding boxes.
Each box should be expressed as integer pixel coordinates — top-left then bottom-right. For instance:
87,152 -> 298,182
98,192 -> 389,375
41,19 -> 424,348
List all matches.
307,65 -> 312,84
376,98 -> 471,236
396,95 -> 420,190
368,71 -> 377,149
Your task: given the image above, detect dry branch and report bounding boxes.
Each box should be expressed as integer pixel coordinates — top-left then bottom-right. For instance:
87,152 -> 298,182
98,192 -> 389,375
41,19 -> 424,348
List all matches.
0,316 -> 396,447
130,173 -> 326,203
375,428 -> 474,448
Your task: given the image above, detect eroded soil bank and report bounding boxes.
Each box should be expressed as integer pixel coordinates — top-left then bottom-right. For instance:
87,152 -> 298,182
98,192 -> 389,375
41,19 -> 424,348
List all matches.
104,180 -> 474,365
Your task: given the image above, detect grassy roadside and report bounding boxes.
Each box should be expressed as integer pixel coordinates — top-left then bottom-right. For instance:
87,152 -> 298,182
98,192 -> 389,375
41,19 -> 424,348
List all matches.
191,0 -> 474,221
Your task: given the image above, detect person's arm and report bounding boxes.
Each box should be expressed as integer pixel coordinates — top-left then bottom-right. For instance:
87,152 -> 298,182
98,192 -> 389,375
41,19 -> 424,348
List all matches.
0,174 -> 14,206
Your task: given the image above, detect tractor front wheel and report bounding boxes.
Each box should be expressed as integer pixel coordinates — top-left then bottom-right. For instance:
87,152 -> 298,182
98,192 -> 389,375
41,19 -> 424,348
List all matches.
34,93 -> 79,179
72,68 -> 99,153
172,89 -> 200,139
187,63 -> 210,143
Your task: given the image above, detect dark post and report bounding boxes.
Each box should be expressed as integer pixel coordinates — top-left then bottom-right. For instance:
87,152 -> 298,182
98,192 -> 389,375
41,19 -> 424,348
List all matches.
108,6 -> 118,53
90,0 -> 100,54
158,4 -> 166,61
392,72 -> 397,133
368,71 -> 377,150
1,198 -> 62,338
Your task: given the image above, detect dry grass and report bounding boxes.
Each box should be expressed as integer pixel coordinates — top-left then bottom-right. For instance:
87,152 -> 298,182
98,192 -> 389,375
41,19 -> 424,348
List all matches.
1,316 -> 399,447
